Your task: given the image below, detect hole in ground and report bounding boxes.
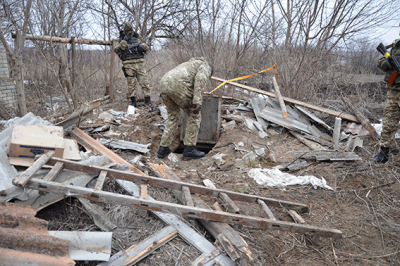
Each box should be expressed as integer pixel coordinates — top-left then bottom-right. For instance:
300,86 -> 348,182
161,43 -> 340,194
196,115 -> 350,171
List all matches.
174,142 -> 215,154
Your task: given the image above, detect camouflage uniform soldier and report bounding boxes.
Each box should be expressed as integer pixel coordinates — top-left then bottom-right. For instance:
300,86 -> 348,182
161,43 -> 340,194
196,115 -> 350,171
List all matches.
114,22 -> 156,107
157,57 -> 213,160
371,39 -> 400,163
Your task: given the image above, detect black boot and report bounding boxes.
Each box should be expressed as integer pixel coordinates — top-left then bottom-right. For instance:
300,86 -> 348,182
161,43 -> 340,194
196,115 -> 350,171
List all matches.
145,96 -> 157,107
183,146 -> 205,160
130,97 -> 137,107
370,147 -> 389,164
157,146 -> 171,158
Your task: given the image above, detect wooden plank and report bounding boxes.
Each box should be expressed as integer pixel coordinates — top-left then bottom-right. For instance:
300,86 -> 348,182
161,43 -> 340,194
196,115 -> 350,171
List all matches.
290,131 -> 327,151
97,226 -> 178,266
45,157 -> 309,212
182,186 -> 194,207
43,162 -> 64,182
287,210 -> 306,224
203,179 -> 240,214
340,94 -> 379,139
69,127 -> 144,175
140,184 -> 147,199
26,178 -> 342,238
332,117 -> 342,150
12,151 -> 55,187
56,98 -> 105,129
149,163 -> 252,262
211,76 -> 359,122
257,199 -> 276,220
272,77 -> 288,119
217,234 -> 241,264
114,174 -> 235,266
94,171 -> 108,191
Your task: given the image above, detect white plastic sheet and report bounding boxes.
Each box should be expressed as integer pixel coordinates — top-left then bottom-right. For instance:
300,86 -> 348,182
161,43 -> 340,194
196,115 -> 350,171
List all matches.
248,167 -> 333,190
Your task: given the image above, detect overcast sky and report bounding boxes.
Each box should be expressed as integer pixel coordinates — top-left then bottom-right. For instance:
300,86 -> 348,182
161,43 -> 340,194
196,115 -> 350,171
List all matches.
378,21 -> 400,44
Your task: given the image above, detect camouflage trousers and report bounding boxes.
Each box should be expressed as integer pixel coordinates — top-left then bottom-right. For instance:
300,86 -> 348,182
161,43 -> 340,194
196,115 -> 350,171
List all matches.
159,91 -> 201,147
123,60 -> 151,98
380,88 -> 400,148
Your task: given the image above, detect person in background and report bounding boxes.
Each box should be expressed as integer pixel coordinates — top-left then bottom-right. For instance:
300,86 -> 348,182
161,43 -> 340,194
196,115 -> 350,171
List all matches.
370,38 -> 400,163
114,22 -> 156,108
157,57 -> 213,160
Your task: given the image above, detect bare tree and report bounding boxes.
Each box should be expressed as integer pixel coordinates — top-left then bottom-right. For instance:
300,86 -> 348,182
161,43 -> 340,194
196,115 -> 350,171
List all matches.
0,0 -> 32,116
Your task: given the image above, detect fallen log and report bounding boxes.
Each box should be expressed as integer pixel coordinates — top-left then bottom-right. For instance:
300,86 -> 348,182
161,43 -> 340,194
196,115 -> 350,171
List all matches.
340,94 -> 379,140
211,76 -> 359,122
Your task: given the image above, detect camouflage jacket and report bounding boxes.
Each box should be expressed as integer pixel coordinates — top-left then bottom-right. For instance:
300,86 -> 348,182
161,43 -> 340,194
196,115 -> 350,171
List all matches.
161,57 -> 212,106
114,35 -> 149,63
378,39 -> 400,86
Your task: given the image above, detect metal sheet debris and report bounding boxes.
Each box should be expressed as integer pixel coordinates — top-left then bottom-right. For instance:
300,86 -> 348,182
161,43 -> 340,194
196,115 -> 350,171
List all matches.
49,231 -> 112,261
293,150 -> 362,161
97,138 -> 150,153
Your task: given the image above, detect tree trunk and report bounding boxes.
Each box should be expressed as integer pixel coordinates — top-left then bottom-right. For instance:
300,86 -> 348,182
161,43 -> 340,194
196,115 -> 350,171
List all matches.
14,31 -> 27,116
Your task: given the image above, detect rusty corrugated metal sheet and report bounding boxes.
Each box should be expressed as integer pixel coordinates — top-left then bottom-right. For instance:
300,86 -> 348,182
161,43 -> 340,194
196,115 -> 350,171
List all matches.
0,202 -> 75,266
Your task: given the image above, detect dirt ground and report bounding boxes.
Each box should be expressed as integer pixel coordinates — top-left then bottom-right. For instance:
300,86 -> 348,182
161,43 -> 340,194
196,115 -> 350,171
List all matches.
30,87 -> 400,266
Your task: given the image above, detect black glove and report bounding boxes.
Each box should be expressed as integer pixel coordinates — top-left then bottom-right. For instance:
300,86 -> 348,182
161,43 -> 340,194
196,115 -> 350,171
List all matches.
124,34 -> 131,41
133,32 -> 139,38
137,43 -> 145,53
190,104 -> 201,116
119,30 -> 125,40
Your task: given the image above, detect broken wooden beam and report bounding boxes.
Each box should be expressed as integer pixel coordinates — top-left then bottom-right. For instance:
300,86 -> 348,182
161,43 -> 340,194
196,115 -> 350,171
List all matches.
150,164 -> 253,263
12,151 -> 55,187
211,76 -> 359,122
25,177 -> 343,238
340,94 -> 379,140
203,179 -> 241,214
44,157 -> 309,212
97,226 -> 178,266
182,186 -> 194,207
287,210 -> 306,224
94,171 -> 108,191
272,77 -> 288,119
257,199 -> 276,220
69,127 -> 145,175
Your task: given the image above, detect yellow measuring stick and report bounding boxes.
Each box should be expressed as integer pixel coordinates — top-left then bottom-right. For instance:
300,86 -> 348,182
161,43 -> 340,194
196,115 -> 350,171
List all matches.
208,63 -> 279,94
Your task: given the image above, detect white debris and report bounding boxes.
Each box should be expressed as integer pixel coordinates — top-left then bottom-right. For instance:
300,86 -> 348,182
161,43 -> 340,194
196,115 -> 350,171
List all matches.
372,119 -> 400,139
222,120 -> 236,131
238,142 -> 244,147
99,112 -> 113,123
212,153 -> 226,166
244,117 -> 256,130
248,167 -> 333,190
168,153 -> 179,163
255,148 -> 266,156
127,105 -> 136,115
109,109 -> 124,116
258,131 -> 268,138
159,106 -> 168,120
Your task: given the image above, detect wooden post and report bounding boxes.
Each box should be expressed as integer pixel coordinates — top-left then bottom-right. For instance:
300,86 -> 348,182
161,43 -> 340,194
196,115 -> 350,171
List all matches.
332,117 -> 342,150
272,77 -> 287,119
71,36 -> 76,88
109,41 -> 115,99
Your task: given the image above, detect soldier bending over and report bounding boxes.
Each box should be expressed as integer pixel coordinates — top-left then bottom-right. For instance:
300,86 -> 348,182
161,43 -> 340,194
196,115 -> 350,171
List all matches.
157,57 -> 213,160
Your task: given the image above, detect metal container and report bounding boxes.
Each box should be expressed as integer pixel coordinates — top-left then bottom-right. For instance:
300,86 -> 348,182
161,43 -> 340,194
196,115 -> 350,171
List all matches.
180,94 -> 221,147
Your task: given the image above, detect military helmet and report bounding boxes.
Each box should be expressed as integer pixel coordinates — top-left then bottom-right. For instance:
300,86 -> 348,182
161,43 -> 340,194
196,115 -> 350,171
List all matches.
123,22 -> 134,34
